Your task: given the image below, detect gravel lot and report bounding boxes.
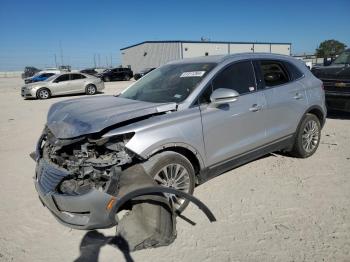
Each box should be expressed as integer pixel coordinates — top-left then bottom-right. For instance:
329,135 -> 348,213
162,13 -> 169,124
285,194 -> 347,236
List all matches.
0,77 -> 349,262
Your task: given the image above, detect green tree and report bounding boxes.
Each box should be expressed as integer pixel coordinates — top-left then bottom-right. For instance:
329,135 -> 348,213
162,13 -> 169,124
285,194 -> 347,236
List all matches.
316,39 -> 347,58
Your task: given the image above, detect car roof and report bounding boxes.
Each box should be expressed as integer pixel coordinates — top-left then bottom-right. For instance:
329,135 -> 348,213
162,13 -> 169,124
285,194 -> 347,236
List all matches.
168,53 -> 295,65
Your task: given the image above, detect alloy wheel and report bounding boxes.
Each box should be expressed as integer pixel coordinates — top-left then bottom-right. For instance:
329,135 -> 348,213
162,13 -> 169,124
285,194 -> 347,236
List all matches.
153,163 -> 191,210
302,120 -> 319,153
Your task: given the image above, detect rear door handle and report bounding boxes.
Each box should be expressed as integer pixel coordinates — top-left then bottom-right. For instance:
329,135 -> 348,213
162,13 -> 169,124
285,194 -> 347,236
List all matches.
293,93 -> 303,100
249,104 -> 262,112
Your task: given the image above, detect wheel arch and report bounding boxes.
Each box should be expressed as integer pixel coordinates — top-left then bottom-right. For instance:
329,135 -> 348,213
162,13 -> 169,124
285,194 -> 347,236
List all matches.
145,143 -> 205,176
305,105 -> 326,127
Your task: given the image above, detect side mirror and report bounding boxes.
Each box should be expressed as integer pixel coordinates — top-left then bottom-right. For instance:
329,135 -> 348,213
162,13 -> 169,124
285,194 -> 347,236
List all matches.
210,88 -> 239,105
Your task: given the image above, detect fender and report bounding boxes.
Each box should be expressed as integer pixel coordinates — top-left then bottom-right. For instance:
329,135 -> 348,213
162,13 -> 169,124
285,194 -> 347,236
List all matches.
110,186 -> 216,223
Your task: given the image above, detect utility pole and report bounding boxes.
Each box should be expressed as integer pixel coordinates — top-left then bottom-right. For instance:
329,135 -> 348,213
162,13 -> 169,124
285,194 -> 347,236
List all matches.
93,54 -> 96,68
59,40 -> 64,66
110,53 -> 112,68
98,54 -> 101,68
105,56 -> 108,68
54,54 -> 58,68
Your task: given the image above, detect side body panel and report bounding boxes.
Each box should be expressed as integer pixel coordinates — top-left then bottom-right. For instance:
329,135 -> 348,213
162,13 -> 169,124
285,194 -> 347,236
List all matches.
103,108 -> 207,168
263,80 -> 308,141
199,92 -> 268,167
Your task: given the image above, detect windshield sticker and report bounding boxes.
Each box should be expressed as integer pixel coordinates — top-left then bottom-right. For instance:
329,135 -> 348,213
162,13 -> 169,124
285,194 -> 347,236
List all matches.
180,71 -> 206,78
174,94 -> 182,98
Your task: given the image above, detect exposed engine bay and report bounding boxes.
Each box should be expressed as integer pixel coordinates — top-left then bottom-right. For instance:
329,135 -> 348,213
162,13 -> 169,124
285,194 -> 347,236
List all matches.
42,129 -> 135,196
35,128 -> 215,252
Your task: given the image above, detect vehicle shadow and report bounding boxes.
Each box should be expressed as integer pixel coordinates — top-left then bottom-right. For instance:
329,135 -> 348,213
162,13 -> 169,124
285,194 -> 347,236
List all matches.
74,230 -> 134,262
327,110 -> 350,120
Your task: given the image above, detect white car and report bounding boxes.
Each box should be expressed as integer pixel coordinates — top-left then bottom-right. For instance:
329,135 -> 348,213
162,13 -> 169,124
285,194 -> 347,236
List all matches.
21,72 -> 105,99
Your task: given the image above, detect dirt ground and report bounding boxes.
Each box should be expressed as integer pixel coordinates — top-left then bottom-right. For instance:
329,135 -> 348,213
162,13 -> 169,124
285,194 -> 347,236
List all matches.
0,77 -> 349,262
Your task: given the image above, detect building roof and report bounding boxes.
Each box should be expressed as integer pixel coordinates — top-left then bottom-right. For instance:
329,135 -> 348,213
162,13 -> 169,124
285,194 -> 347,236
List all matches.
120,40 -> 292,50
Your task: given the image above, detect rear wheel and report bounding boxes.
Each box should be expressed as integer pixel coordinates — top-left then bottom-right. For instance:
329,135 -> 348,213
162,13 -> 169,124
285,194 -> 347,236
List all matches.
124,75 -> 131,81
36,88 -> 51,99
144,151 -> 195,213
290,113 -> 321,158
104,76 -> 110,82
86,84 -> 97,95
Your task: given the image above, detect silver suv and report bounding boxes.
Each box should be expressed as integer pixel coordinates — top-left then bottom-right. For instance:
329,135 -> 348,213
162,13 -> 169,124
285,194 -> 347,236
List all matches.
33,53 -> 326,230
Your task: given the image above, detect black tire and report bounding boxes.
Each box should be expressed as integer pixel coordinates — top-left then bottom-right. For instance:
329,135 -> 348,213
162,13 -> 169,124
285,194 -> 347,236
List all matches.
143,151 -> 195,213
36,88 -> 51,99
289,113 -> 321,158
104,76 -> 110,82
85,84 -> 97,95
124,75 -> 131,81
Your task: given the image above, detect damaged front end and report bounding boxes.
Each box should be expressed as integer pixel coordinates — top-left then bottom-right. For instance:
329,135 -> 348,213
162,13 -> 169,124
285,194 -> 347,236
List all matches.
33,127 -> 216,250
34,127 -> 136,229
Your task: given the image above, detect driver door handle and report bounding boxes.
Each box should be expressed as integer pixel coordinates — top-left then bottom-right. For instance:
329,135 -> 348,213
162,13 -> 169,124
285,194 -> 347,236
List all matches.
249,104 -> 262,112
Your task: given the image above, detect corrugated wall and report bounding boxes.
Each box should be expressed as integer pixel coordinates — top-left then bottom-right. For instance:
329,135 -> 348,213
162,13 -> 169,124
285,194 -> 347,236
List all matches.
121,42 -> 291,73
121,42 -> 181,73
182,43 -> 229,58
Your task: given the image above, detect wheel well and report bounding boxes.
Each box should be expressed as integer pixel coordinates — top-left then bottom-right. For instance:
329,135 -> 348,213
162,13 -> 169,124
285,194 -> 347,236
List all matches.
155,147 -> 201,175
307,108 -> 325,127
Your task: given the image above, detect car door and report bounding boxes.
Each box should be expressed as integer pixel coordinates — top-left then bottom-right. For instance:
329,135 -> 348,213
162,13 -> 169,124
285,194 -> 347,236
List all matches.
50,74 -> 70,95
255,60 -> 308,141
70,73 -> 87,93
112,69 -> 120,80
199,60 -> 267,167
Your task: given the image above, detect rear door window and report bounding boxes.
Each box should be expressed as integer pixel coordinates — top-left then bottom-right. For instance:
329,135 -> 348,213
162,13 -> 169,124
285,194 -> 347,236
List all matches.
55,74 -> 70,82
71,74 -> 86,80
284,62 -> 304,80
259,60 -> 290,87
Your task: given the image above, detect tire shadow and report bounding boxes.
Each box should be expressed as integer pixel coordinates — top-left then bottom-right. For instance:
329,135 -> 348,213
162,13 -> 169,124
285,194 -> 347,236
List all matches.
74,230 -> 134,262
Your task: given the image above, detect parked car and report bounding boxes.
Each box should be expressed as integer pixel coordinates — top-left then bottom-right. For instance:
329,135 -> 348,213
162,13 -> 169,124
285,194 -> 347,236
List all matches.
24,72 -> 56,84
134,67 -> 156,80
21,72 -> 104,99
98,67 -> 133,81
21,66 -> 40,79
80,68 -> 99,76
32,53 -> 326,231
311,49 -> 350,112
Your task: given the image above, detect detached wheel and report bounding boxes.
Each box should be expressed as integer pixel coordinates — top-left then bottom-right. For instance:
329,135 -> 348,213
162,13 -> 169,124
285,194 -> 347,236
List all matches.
145,151 -> 195,213
86,84 -> 97,95
290,113 -> 321,158
124,75 -> 131,81
37,88 -> 51,99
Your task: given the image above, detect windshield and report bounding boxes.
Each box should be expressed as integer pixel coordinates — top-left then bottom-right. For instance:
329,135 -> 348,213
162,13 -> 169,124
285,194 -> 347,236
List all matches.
332,51 -> 350,65
119,63 -> 216,103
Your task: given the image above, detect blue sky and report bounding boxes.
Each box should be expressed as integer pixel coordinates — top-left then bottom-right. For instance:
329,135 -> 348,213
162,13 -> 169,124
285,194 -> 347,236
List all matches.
0,0 -> 349,70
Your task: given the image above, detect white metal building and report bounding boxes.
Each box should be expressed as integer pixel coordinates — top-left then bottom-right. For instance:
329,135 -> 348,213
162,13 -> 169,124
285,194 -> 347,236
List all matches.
120,40 -> 291,73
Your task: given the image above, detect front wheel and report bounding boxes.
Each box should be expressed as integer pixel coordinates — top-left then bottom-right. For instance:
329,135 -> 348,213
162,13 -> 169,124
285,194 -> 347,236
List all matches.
86,84 -> 97,95
290,114 -> 321,158
36,88 -> 51,99
144,151 -> 195,213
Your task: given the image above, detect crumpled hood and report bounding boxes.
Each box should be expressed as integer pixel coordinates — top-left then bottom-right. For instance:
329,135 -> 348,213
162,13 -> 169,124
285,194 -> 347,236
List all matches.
312,64 -> 350,80
47,95 -> 177,139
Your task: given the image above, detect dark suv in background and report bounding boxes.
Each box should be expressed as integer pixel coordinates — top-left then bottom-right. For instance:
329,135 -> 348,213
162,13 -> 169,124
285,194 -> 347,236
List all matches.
312,49 -> 350,113
98,67 -> 133,82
